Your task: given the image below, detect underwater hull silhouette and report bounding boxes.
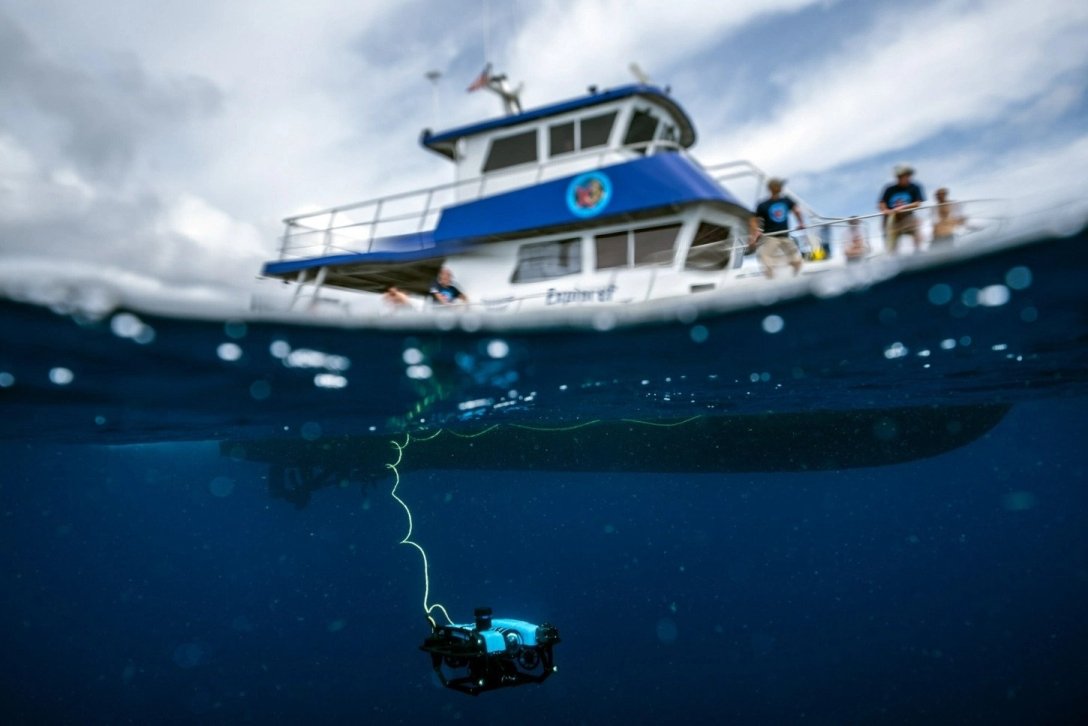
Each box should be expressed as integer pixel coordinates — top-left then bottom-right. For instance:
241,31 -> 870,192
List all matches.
224,404 -> 1010,500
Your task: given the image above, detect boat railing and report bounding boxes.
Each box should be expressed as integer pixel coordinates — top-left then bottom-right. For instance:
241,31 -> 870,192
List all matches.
698,159 -> 1008,257
699,158 -> 831,223
265,195 -> 1006,316
276,139 -> 689,262
734,199 -> 1007,263
455,199 -> 1005,314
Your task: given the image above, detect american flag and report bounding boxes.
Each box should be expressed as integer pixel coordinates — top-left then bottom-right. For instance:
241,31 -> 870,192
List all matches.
466,63 -> 491,92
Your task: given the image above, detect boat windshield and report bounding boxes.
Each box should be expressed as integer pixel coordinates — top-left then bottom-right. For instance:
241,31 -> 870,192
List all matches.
685,222 -> 733,271
623,108 -> 660,155
483,130 -> 538,172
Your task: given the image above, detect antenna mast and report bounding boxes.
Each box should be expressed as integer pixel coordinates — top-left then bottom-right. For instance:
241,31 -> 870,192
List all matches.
482,0 -> 491,65
424,70 -> 442,126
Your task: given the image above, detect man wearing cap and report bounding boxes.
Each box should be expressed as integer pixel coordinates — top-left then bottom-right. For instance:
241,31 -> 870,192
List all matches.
748,177 -> 804,278
879,164 -> 926,253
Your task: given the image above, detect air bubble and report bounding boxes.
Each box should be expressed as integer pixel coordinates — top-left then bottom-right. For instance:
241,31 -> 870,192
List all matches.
249,381 -> 271,400
217,343 -> 242,362
1005,266 -> 1032,290
301,422 -> 322,441
406,365 -> 433,380
927,284 -> 953,305
224,321 -> 247,339
209,476 -> 235,498
761,315 -> 784,334
884,342 -> 908,359
977,285 -> 1010,307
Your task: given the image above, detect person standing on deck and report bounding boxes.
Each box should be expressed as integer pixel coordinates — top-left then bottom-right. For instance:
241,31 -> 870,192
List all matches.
879,164 -> 926,253
748,177 -> 805,278
843,216 -> 870,263
931,187 -> 966,246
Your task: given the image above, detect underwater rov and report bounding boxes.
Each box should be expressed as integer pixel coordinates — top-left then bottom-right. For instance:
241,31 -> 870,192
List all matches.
420,607 -> 560,695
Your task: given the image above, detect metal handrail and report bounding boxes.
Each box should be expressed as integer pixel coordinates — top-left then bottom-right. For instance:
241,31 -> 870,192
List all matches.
277,138 -> 689,259
283,140 -> 681,223
744,198 -> 1007,261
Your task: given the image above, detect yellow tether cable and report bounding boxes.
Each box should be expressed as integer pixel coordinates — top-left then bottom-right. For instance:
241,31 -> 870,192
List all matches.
386,433 -> 453,628
386,413 -> 708,628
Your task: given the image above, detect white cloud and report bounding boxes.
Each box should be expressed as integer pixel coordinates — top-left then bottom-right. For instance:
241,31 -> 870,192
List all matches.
503,0 -> 823,105
0,133 -> 97,222
702,0 -> 1088,175
0,132 -> 38,176
941,131 -> 1088,217
0,256 -> 253,317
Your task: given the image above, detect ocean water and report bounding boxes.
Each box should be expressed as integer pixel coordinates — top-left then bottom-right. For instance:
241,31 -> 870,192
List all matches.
2,228 -> 1087,723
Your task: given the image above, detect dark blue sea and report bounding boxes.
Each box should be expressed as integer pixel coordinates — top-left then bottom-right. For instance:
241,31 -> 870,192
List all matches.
2,228 -> 1087,724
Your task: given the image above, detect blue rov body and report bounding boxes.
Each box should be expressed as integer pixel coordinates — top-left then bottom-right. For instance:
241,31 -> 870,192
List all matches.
420,607 -> 560,695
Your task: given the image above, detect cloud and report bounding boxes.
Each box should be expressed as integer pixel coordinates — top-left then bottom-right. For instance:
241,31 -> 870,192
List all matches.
0,8 -> 270,299
0,256 -> 253,317
0,12 -> 222,180
502,0 -> 823,105
701,0 -> 1088,176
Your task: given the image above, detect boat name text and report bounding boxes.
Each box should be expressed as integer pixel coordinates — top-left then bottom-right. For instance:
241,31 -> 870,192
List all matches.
546,285 -> 617,305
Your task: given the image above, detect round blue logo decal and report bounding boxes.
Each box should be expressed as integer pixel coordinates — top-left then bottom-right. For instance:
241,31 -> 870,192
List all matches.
566,171 -> 612,218
768,201 -> 789,223
889,191 -> 912,208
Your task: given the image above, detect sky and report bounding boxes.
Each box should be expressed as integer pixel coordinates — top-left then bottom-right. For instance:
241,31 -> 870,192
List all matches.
0,0 -> 1086,315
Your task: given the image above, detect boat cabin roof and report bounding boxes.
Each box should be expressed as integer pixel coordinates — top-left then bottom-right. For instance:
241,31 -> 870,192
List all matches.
420,84 -> 697,160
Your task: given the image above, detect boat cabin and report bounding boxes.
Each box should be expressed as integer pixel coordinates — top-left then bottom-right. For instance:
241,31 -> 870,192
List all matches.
420,84 -> 698,199
260,83 -> 767,315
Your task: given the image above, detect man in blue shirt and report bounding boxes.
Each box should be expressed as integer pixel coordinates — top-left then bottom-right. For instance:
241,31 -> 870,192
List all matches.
879,164 -> 926,253
429,267 -> 468,306
748,177 -> 805,278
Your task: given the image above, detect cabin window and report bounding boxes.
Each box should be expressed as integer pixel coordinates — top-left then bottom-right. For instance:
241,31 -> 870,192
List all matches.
548,112 -> 617,158
633,224 -> 680,266
624,109 -> 660,153
580,111 -> 617,149
548,122 -> 576,157
594,223 -> 681,270
483,130 -> 538,172
511,238 -> 582,283
685,222 -> 732,271
594,231 -> 628,270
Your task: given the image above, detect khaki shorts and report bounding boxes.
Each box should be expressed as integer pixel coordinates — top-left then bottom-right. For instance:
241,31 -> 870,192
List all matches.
885,213 -> 921,251
758,235 -> 802,267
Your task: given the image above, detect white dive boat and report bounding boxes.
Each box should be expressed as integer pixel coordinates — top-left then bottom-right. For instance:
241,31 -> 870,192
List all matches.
257,78 -> 988,318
